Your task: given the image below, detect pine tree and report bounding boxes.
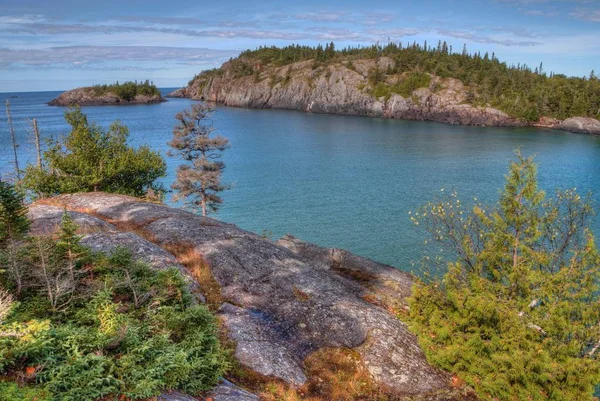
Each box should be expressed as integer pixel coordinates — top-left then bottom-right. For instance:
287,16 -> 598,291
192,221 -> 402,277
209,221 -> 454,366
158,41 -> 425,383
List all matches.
168,104 -> 230,217
56,209 -> 86,282
0,181 -> 30,294
409,152 -> 600,401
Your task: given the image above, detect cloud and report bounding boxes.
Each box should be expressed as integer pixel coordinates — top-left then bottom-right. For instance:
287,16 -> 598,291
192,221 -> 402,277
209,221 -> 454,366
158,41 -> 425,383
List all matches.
570,8 -> 600,21
0,46 -> 239,69
436,29 -> 541,46
523,9 -> 560,16
294,11 -> 347,22
362,12 -> 396,26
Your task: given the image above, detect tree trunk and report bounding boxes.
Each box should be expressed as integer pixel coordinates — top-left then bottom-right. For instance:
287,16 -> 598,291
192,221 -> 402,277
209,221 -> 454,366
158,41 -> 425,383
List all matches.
32,118 -> 42,168
5,100 -> 20,180
201,195 -> 207,217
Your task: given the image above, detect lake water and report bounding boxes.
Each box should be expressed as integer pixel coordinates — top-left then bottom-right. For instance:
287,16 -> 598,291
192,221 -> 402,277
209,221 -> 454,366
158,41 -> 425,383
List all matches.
1,89 -> 599,270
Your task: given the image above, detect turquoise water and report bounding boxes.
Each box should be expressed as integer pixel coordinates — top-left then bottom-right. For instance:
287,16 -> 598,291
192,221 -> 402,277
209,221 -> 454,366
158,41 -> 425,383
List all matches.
1,89 -> 599,270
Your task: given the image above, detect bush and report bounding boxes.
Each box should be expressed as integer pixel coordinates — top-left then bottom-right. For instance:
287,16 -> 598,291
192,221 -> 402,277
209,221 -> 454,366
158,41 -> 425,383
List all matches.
408,152 -> 600,401
21,108 -> 166,198
0,209 -> 227,400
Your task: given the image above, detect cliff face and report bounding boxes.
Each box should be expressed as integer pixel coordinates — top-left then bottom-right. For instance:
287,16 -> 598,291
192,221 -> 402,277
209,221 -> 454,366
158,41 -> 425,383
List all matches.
49,87 -> 166,106
31,193 -> 475,400
170,57 -> 600,134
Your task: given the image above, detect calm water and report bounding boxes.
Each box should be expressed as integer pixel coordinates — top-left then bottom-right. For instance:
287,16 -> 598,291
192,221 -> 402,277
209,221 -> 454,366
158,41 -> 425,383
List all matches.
1,89 -> 599,270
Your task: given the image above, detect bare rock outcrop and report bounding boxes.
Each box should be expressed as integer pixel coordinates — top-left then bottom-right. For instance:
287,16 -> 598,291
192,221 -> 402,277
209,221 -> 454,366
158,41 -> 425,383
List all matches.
28,204 -> 115,236
169,58 -> 600,135
49,87 -> 165,106
557,117 -> 600,134
159,380 -> 259,401
41,192 -> 461,399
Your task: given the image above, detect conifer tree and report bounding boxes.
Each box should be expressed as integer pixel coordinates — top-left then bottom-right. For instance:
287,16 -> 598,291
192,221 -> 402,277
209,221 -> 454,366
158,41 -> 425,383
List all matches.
409,152 -> 600,401
56,209 -> 86,282
168,104 -> 230,217
0,181 -> 30,294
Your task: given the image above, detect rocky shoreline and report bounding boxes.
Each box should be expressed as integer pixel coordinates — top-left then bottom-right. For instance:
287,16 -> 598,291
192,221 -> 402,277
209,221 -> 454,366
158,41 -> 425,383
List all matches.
31,192 -> 475,401
49,87 -> 166,106
168,57 -> 600,136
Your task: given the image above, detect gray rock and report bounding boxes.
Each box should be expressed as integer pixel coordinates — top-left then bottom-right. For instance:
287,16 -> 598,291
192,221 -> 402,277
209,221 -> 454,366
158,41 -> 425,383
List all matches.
28,204 -> 115,236
557,117 -> 600,135
277,234 -> 414,308
159,391 -> 198,401
53,193 -> 453,398
201,380 -> 259,401
168,58 -> 600,136
159,381 -> 260,401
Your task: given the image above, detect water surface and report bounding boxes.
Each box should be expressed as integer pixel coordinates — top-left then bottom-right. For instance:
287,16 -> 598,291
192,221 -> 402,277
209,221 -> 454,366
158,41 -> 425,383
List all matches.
1,90 -> 599,269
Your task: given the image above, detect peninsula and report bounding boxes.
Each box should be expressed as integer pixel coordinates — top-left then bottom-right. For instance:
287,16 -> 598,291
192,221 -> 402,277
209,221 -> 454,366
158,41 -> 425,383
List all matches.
169,43 -> 600,135
49,80 -> 166,106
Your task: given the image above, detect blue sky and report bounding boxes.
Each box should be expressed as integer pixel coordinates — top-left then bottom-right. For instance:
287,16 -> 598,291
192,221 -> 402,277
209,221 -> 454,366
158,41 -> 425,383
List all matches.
0,0 -> 599,92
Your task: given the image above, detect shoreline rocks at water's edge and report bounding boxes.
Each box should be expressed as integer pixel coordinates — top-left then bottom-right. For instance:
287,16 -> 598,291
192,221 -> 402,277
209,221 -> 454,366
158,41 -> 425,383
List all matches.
167,57 -> 600,136
30,192 -> 476,401
48,86 -> 166,106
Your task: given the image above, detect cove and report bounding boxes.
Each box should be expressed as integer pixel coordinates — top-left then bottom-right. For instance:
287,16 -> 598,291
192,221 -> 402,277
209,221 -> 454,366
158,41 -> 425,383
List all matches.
2,89 -> 599,270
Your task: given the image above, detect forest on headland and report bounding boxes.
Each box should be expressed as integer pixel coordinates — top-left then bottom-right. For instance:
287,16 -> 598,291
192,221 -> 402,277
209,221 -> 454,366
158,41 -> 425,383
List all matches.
197,42 -> 600,122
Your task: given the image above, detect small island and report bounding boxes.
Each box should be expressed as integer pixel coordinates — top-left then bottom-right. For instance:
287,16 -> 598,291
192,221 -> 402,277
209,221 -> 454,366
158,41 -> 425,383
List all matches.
49,80 -> 166,106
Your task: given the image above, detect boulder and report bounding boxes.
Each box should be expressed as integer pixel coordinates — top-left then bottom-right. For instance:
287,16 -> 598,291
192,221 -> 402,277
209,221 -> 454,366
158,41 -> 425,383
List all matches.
557,117 -> 600,135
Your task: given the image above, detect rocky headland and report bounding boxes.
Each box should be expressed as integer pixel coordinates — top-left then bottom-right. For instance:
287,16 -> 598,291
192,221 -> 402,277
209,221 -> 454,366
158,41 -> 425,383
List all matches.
30,192 -> 477,401
49,86 -> 166,106
168,57 -> 600,135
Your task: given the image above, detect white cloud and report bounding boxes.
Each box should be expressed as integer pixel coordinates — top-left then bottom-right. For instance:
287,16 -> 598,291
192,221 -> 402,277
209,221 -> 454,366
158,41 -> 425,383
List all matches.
0,46 -> 239,69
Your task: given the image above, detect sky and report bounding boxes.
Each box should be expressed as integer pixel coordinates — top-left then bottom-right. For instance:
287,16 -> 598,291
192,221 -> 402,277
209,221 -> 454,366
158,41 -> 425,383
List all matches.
0,0 -> 599,92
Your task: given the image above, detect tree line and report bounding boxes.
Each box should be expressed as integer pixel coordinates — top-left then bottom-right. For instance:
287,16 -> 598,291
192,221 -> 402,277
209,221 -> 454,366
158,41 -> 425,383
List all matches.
92,80 -> 161,101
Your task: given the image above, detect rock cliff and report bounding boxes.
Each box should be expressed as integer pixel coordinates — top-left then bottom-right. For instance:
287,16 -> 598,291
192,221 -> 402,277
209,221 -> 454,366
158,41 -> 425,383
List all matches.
31,193 -> 475,400
169,57 -> 600,135
49,87 -> 165,106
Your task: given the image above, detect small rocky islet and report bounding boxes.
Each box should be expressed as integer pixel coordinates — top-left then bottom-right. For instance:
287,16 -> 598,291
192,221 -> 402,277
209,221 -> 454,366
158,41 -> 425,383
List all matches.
49,81 -> 166,106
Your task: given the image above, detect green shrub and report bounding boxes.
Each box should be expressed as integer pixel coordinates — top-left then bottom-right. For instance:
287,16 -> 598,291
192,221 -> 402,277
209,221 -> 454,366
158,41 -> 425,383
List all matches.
408,152 -> 600,401
21,108 -> 166,199
392,71 -> 431,97
0,382 -> 51,401
0,224 -> 227,401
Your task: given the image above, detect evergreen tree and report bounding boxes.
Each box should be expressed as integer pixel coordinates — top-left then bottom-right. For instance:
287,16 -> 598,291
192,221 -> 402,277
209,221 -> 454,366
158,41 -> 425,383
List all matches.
0,181 -> 30,294
168,104 -> 230,217
56,209 -> 86,282
409,152 -> 600,401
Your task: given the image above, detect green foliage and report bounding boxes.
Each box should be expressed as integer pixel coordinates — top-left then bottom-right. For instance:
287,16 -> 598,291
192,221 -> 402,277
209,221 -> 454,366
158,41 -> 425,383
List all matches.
369,71 -> 432,100
229,59 -> 255,78
392,72 -> 431,98
21,108 -> 166,198
228,42 -> 600,121
0,382 -> 51,401
168,104 -> 230,216
408,152 -> 600,401
0,181 -> 30,294
0,242 -> 227,401
0,181 -> 29,243
92,80 -> 160,101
